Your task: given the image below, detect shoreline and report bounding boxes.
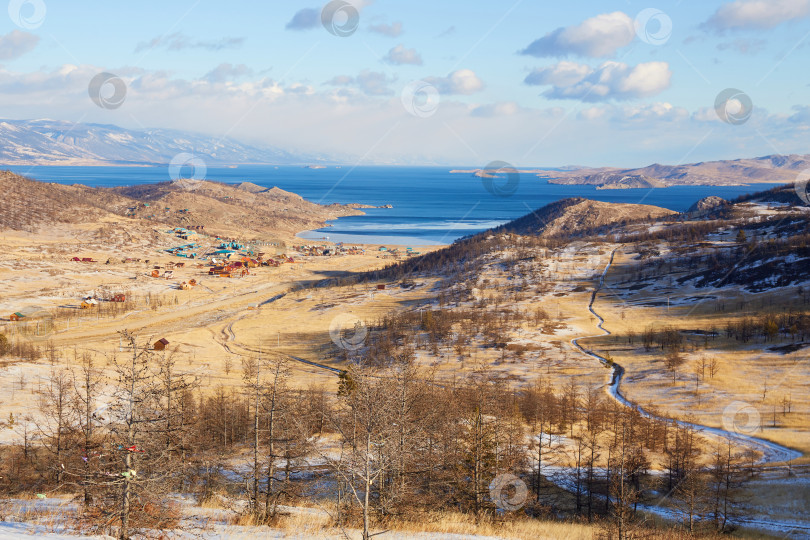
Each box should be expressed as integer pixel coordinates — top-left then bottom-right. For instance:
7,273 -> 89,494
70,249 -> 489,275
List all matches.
294,228 -> 448,248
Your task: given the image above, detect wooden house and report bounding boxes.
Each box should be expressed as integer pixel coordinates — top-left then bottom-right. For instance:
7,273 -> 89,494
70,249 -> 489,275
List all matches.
377,284 -> 386,290
112,294 -> 126,303
9,312 -> 24,321
180,282 -> 191,290
154,338 -> 169,351
80,299 -> 97,309
150,270 -> 160,278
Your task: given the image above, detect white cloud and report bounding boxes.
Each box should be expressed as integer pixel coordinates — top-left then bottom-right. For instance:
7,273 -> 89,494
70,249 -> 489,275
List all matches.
286,1 -> 374,31
0,30 -> 38,61
203,63 -> 254,83
470,101 -> 521,117
579,102 -> 688,123
525,60 -> 671,102
788,105 -> 810,124
716,38 -> 767,54
369,21 -> 403,37
578,106 -> 608,121
326,70 -> 397,96
383,44 -> 422,66
134,32 -> 244,52
1,62 -> 807,167
618,102 -> 689,122
520,12 -> 635,58
285,8 -> 320,30
704,0 -> 810,31
424,69 -> 484,95
525,61 -> 592,87
692,107 -> 721,123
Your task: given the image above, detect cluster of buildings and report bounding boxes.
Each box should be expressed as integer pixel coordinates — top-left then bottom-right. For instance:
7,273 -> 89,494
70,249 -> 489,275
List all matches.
292,243 -> 365,256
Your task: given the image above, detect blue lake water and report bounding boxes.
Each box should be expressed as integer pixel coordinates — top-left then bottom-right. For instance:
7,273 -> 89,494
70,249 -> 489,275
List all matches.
6,165 -> 777,245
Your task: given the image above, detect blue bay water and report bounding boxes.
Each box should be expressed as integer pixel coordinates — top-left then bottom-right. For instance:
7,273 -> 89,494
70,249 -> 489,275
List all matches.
6,165 -> 777,245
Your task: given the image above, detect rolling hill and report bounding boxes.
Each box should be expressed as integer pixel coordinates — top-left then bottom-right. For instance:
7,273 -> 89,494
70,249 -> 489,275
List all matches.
0,170 -> 362,237
545,154 -> 810,189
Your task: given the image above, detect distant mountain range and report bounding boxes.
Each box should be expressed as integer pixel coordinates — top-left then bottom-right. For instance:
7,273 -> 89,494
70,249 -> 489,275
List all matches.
0,119 -> 332,166
453,154 -> 810,188
543,154 -> 810,189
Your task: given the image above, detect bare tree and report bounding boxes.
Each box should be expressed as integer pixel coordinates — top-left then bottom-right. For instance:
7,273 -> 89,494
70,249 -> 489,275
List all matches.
327,364 -> 398,540
69,350 -> 104,506
37,368 -> 74,485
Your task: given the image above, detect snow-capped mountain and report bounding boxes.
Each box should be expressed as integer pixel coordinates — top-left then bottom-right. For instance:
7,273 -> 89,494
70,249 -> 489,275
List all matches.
0,119 -> 327,165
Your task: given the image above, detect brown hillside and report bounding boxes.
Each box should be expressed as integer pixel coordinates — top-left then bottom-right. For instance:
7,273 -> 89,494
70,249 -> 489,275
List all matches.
0,170 -> 134,231
495,197 -> 675,238
540,199 -> 676,237
0,171 -> 364,238
113,180 -> 362,237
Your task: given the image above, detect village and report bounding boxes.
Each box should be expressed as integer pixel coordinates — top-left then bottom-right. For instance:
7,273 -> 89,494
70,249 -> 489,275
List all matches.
0,221 -> 426,356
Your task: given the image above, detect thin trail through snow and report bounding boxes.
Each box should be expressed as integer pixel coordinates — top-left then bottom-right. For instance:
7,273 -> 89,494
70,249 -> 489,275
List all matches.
571,248 -> 802,465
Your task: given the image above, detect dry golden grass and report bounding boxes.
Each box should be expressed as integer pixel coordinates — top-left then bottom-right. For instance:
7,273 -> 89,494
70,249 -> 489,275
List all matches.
225,506 -> 593,539
385,511 -> 593,540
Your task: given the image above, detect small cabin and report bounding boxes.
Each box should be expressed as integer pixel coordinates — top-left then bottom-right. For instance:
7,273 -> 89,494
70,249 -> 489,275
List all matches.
9,312 -> 24,321
154,338 -> 169,351
80,299 -> 97,309
188,279 -> 197,286
376,284 -> 386,290
150,270 -> 160,278
112,294 -> 126,303
180,282 -> 191,290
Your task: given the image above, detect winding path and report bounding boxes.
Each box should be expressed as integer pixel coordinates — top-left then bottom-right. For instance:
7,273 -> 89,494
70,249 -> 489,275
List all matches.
571,249 -> 802,465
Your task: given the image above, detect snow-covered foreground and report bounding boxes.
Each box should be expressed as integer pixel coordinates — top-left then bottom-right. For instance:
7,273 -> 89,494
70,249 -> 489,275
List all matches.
0,523 -> 111,540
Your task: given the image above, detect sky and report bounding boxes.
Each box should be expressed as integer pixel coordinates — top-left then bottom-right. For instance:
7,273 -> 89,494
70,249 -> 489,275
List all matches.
0,0 -> 809,167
